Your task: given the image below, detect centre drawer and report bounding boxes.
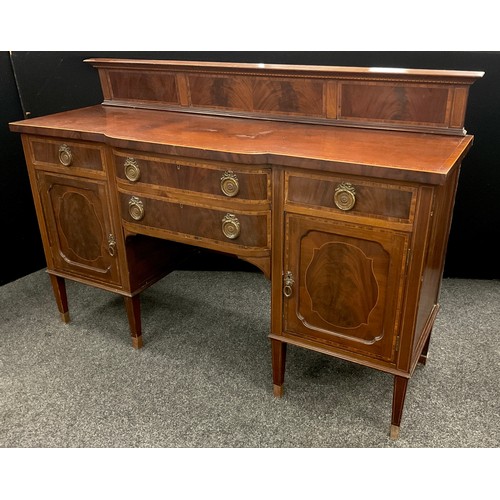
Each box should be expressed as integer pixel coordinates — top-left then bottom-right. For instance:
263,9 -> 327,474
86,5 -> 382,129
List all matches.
285,171 -> 417,224
113,149 -> 270,203
119,191 -> 270,254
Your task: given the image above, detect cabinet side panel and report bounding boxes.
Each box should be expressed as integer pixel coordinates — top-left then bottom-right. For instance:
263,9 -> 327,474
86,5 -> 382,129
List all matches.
397,186 -> 435,373
20,134 -> 54,269
411,167 -> 461,365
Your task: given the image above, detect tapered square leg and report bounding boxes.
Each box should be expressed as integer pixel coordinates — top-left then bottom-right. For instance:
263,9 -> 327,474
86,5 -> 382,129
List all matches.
272,339 -> 287,397
418,331 -> 432,366
390,375 -> 409,440
124,295 -> 142,349
49,274 -> 70,323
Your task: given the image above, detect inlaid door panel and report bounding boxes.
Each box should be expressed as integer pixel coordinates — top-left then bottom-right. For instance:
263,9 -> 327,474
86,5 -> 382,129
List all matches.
37,172 -> 121,286
283,214 -> 409,362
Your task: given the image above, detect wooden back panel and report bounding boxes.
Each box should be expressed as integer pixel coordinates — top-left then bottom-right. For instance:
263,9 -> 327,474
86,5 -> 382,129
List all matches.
86,58 -> 483,136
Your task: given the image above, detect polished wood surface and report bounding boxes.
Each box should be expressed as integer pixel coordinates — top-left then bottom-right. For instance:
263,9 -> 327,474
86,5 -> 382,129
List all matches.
118,192 -> 270,251
286,172 -> 416,222
10,105 -> 475,185
9,59 -> 483,439
113,149 -> 270,202
37,171 -> 121,286
29,136 -> 104,172
86,58 -> 483,135
283,214 -> 408,363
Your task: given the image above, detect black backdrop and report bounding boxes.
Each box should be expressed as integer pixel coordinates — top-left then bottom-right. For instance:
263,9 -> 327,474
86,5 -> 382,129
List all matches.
2,51 -> 499,285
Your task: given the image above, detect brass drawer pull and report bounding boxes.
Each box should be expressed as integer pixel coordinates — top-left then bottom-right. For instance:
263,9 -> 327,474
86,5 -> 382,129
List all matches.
58,144 -> 73,166
220,171 -> 240,197
124,157 -> 141,182
222,213 -> 240,239
283,271 -> 294,298
334,182 -> 356,211
128,196 -> 145,221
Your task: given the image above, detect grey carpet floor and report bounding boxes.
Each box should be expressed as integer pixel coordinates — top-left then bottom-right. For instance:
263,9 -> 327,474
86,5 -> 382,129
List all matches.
1,269 -> 499,448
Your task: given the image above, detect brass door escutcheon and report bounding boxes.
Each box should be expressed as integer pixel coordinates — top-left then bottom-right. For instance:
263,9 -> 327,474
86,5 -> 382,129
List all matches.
283,271 -> 294,297
108,233 -> 117,256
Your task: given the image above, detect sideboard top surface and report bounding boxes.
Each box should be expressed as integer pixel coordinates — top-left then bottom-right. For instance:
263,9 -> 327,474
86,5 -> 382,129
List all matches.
10,104 -> 473,185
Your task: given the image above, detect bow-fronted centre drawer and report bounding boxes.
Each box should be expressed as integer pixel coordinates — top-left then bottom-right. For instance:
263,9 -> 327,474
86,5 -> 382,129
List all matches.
113,149 -> 270,205
119,191 -> 270,256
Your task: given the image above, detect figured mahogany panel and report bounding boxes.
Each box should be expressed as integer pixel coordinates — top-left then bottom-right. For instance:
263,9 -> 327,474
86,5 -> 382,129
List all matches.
59,191 -> 103,260
286,173 -> 416,223
188,75 -> 324,117
107,70 -> 180,104
252,77 -> 324,116
283,214 -> 409,362
85,58 -> 483,134
119,192 -> 270,252
113,150 -> 270,202
37,172 -> 121,285
188,75 -> 253,111
28,137 -> 103,172
339,83 -> 450,126
305,242 -> 379,328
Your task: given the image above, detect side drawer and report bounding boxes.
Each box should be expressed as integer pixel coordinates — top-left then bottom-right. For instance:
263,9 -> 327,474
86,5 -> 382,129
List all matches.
113,149 -> 270,203
119,192 -> 270,254
27,136 -> 104,174
285,171 -> 417,224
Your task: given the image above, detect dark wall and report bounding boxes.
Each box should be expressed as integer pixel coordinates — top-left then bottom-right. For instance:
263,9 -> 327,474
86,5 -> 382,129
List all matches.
3,51 -> 499,285
0,53 -> 46,285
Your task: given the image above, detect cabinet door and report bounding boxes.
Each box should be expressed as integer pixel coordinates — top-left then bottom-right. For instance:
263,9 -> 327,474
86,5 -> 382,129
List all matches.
283,214 -> 409,362
37,172 -> 121,286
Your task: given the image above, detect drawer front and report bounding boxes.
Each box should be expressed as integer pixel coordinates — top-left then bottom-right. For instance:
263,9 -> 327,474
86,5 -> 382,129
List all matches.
28,137 -> 104,173
114,150 -> 270,202
119,192 -> 270,252
286,172 -> 416,223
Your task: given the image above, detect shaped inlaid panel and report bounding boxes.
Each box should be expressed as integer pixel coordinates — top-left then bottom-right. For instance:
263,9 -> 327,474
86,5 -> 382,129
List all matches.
37,172 -> 121,285
305,242 -> 379,329
58,191 -> 103,261
284,214 -> 408,362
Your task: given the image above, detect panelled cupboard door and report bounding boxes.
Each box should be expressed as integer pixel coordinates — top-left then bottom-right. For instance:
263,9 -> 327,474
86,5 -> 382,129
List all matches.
283,214 -> 409,363
37,172 -> 121,286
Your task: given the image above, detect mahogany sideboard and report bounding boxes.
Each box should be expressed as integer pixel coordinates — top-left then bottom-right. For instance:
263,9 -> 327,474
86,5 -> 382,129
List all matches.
10,58 -> 483,439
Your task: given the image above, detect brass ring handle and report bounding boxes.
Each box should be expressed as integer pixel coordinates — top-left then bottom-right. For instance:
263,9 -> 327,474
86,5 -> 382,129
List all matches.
58,144 -> 73,166
283,271 -> 294,298
220,171 -> 240,197
124,157 -> 141,182
334,182 -> 356,211
128,196 -> 145,221
108,234 -> 117,257
222,213 -> 241,239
